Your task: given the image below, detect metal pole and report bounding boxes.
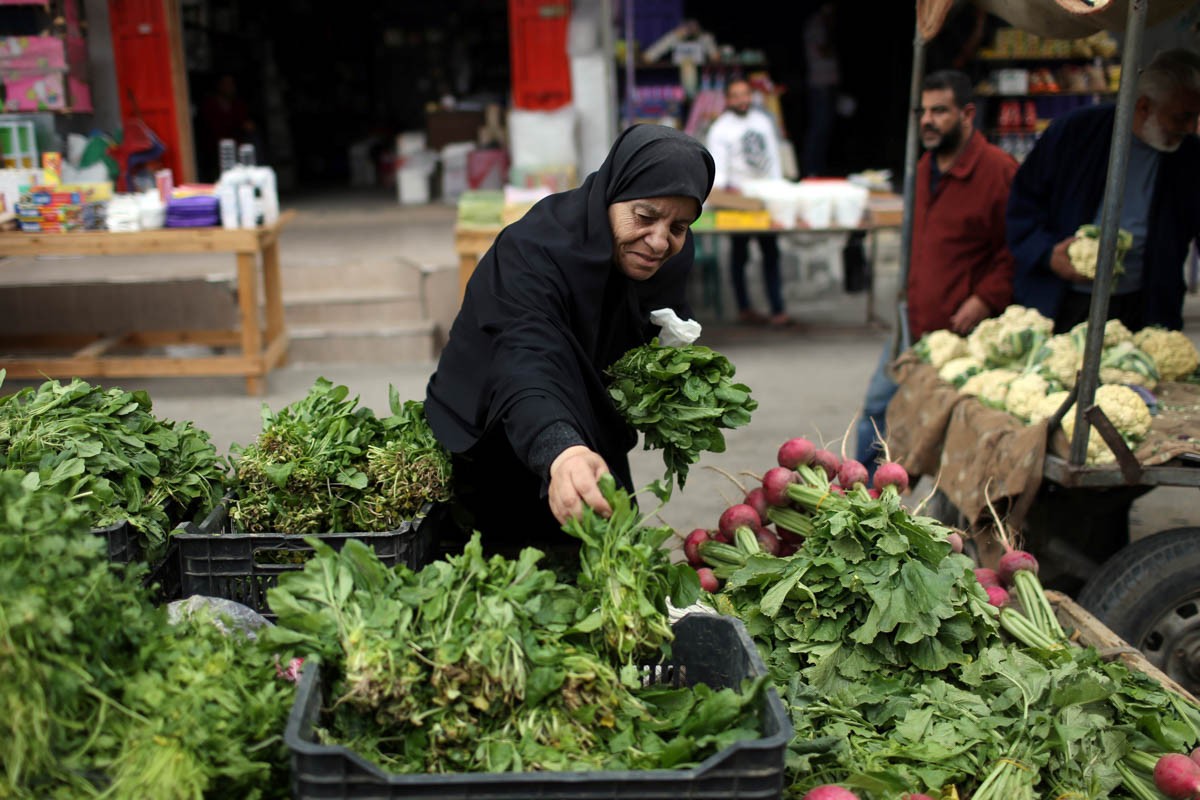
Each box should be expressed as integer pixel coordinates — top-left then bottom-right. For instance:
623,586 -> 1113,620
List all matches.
1068,0 -> 1148,465
599,0 -> 618,145
623,0 -> 635,129
893,22 -> 926,357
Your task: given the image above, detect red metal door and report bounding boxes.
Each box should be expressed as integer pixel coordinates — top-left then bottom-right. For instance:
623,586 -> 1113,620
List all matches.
508,0 -> 572,110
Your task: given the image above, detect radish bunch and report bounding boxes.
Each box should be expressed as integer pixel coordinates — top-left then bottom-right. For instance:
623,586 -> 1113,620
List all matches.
1155,752 -> 1200,799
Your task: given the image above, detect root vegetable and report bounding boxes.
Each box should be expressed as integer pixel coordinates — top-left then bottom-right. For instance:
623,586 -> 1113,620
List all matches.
986,585 -> 1010,607
755,526 -> 781,556
801,787 -> 860,800
947,531 -> 964,553
683,528 -> 712,567
873,461 -> 910,493
974,567 -> 1001,588
776,525 -> 805,546
836,459 -> 869,489
744,486 -> 770,520
696,567 -> 720,593
1154,753 -> 1200,799
719,503 -> 761,540
778,437 -> 817,469
812,449 -> 841,480
762,466 -> 798,507
1191,746 -> 1200,767
997,550 -> 1039,587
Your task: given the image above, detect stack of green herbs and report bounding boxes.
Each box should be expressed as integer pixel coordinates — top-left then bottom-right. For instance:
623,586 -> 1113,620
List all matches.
606,340 -> 757,495
229,379 -> 452,534
0,469 -> 294,799
264,476 -> 768,775
0,371 -> 225,562
700,464 -> 1200,798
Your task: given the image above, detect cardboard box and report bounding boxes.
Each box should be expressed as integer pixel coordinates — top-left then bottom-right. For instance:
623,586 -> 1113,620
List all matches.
704,188 -> 765,211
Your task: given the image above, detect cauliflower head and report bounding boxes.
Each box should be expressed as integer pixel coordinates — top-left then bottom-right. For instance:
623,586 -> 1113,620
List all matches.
1069,318 -> 1134,350
1058,384 -> 1152,465
1098,340 -> 1159,390
1132,326 -> 1200,382
1068,224 -> 1132,279
1004,372 -> 1051,422
967,305 -> 1055,367
1031,334 -> 1082,390
913,329 -> 968,368
938,356 -> 984,388
960,368 -> 1020,410
1029,390 -> 1070,424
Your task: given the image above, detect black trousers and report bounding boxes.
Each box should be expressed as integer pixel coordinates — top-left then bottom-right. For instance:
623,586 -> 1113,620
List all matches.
1054,290 -> 1145,334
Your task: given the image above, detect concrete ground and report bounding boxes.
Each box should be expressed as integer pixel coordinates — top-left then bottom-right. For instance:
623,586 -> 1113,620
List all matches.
4,189 -> 1198,548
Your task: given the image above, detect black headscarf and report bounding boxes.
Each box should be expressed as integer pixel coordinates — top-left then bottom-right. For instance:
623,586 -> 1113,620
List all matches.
425,124 -> 715,497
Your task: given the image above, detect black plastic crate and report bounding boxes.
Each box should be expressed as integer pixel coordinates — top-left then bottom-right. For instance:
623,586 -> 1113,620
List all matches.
92,519 -> 140,564
173,497 -> 442,620
285,613 -> 792,800
143,540 -> 183,604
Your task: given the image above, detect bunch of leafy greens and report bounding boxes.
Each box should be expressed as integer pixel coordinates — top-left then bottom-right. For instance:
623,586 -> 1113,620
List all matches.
606,340 -> 756,495
229,378 -> 452,534
0,371 -> 225,562
264,480 -> 762,776
701,463 -> 1200,798
0,469 -> 294,799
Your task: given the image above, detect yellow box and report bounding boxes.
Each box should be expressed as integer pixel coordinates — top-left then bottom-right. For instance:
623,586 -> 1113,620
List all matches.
715,209 -> 772,230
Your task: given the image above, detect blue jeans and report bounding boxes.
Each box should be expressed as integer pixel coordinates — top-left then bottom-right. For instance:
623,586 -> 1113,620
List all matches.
855,342 -> 900,477
730,234 -> 783,315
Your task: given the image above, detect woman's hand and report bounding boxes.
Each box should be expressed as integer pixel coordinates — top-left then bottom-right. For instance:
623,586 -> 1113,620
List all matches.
548,445 -> 613,524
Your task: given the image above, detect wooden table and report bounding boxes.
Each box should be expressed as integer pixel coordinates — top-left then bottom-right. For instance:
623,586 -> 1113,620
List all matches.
0,210 -> 294,395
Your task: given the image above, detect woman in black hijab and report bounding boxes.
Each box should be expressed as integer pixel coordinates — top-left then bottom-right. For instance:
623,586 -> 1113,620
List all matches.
425,124 -> 715,548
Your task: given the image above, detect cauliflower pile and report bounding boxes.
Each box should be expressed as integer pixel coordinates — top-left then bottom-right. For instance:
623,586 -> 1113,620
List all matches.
1098,340 -> 1160,390
960,368 -> 1020,410
1067,223 -> 1133,279
912,329 -> 968,368
1004,372 -> 1051,422
1070,318 -> 1133,350
967,305 -> 1054,367
1030,334 -> 1082,389
938,356 -> 984,387
1059,384 -> 1153,465
1133,326 -> 1200,382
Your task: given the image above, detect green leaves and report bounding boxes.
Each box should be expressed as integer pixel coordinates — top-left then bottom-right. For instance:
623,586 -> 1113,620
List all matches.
606,339 -> 757,495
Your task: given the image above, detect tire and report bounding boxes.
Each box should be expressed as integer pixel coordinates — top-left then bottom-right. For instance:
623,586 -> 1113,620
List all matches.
1076,527 -> 1200,697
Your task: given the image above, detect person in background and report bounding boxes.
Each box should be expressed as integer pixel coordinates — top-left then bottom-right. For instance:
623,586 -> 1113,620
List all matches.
1006,47 -> 1200,333
197,73 -> 257,181
855,70 -> 1017,476
705,78 -> 792,327
425,124 -> 714,548
802,2 -> 840,177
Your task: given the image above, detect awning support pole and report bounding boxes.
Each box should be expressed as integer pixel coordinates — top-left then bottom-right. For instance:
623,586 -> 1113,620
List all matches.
894,21 -> 926,358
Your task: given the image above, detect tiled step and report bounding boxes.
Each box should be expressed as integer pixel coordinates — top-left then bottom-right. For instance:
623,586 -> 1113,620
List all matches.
283,288 -> 423,326
287,320 -> 438,365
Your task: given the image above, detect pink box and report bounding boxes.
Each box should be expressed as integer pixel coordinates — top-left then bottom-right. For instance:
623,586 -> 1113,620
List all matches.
0,36 -> 65,73
4,72 -> 65,111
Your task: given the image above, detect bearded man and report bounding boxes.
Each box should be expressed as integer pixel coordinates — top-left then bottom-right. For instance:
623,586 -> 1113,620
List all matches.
854,69 -> 1018,476
1007,47 -> 1200,333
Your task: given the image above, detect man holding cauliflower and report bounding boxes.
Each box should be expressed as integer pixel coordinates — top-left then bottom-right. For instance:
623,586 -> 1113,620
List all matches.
1006,47 -> 1200,334
854,70 -> 1018,475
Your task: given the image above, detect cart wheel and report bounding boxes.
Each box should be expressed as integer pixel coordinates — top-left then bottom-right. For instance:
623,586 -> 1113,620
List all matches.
1076,527 -> 1200,696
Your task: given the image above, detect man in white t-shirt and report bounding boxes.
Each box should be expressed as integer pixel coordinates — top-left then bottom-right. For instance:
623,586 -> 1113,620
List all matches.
706,78 -> 792,326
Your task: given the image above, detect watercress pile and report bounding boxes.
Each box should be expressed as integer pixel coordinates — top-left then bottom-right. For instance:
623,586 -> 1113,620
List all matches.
0,371 -> 225,561
606,340 -> 756,495
697,463 -> 1200,798
0,470 -> 294,799
229,378 -> 452,533
264,478 -> 766,775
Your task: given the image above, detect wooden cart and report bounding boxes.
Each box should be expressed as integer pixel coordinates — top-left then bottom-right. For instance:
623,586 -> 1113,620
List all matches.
0,210 -> 293,396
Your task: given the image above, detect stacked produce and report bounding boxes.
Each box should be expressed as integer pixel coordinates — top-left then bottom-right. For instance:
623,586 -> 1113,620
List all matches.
0,469 -> 294,798
688,439 -> 1200,798
229,378 -> 452,533
607,339 -> 757,494
0,371 -> 226,561
264,474 -> 773,775
910,307 -> 1200,463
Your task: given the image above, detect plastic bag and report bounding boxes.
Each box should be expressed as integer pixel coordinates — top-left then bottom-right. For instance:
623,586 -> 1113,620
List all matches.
650,307 -> 702,347
166,595 -> 272,639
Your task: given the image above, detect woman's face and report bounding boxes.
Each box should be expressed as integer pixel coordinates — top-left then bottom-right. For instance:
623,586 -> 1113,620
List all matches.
607,195 -> 699,281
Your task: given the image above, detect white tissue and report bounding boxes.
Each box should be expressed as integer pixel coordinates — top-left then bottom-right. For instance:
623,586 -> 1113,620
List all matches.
649,308 -> 702,347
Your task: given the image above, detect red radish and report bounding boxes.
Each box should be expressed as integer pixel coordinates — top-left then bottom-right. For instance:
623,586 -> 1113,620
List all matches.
811,449 -> 841,480
974,567 -> 1001,588
683,528 -> 712,567
1154,753 -> 1200,799
696,567 -> 720,594
873,461 -> 910,493
836,458 -> 869,489
778,437 -> 817,469
829,485 -> 846,495
1191,746 -> 1200,767
985,585 -> 1010,607
801,787 -> 859,800
867,488 -> 881,499
719,504 -> 761,541
762,466 -> 798,507
997,550 -> 1039,588
778,540 -> 799,557
947,531 -> 964,553
744,486 -> 770,520
776,525 -> 805,546
755,526 -> 781,556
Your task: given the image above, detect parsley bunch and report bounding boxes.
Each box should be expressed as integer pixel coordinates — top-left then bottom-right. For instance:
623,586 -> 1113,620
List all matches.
606,340 -> 757,495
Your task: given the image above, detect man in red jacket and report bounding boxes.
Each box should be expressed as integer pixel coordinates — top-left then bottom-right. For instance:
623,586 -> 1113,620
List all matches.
854,69 -> 1018,476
